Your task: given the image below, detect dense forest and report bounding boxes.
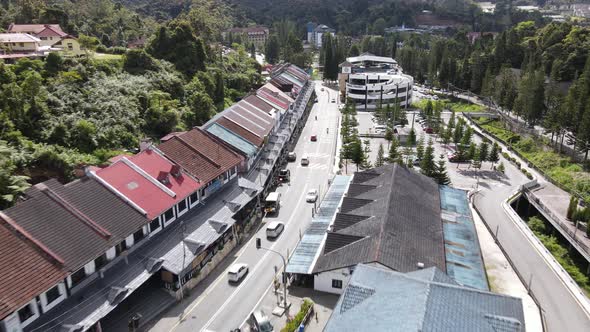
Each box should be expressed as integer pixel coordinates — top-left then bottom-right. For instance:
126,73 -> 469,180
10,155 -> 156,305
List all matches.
0,0 -> 261,208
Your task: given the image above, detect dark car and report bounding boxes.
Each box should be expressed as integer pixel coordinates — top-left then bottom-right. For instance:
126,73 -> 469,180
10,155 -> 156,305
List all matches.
424,127 -> 434,134
278,169 -> 290,182
287,152 -> 297,162
310,135 -> 317,142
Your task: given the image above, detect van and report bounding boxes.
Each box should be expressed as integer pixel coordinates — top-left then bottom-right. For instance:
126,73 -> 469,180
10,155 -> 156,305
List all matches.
248,310 -> 274,332
374,125 -> 387,131
228,263 -> 249,283
266,221 -> 285,239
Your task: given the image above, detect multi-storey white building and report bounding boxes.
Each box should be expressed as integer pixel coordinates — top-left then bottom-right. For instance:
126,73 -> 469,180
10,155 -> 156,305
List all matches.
339,53 -> 413,111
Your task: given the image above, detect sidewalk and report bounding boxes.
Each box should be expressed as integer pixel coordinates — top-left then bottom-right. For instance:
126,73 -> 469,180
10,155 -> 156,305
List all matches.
240,286 -> 339,332
471,204 -> 543,331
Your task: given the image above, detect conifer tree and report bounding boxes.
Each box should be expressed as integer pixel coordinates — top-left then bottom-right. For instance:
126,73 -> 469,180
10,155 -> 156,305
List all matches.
420,139 -> 436,177
489,142 -> 500,168
435,154 -> 451,185
388,137 -> 401,163
375,143 -> 385,167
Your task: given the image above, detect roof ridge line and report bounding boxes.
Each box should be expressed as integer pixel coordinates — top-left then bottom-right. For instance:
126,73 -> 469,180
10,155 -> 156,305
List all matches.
36,183 -> 112,240
174,135 -> 222,168
374,165 -> 398,262
235,103 -> 272,125
199,128 -> 243,159
0,211 -> 65,265
120,157 -> 177,198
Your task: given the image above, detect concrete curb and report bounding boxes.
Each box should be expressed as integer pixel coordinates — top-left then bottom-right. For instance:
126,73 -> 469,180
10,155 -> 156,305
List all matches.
501,193 -> 590,318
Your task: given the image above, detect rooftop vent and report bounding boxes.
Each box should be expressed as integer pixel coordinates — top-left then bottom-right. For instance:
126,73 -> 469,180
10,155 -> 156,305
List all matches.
416,262 -> 425,269
157,171 -> 170,185
170,164 -> 182,178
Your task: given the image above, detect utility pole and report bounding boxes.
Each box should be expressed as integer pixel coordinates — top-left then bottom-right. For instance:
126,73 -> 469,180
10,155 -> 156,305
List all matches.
256,238 -> 289,311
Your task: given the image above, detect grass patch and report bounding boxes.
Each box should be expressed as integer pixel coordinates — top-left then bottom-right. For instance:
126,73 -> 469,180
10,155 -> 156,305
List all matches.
527,216 -> 590,295
93,53 -> 123,60
446,101 -> 485,113
476,119 -> 590,202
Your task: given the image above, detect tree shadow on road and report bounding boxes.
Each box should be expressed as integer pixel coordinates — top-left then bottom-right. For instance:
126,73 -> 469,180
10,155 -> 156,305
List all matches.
456,169 -> 511,186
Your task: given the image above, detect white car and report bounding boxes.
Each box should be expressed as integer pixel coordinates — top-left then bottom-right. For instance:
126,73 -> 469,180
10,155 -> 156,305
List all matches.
266,221 -> 285,239
306,189 -> 318,203
228,263 -> 249,283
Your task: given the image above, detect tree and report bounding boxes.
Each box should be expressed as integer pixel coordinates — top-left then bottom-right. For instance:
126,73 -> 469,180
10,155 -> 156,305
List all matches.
388,137 -> 401,164
350,139 -> 364,171
214,71 -> 225,106
489,142 -> 500,168
416,135 -> 425,160
407,128 -> 416,146
0,141 -> 31,209
471,149 -> 482,170
44,52 -> 63,76
420,139 -> 436,177
567,196 -> 579,220
497,162 -> 506,173
479,141 -> 489,163
265,35 -> 280,64
375,143 -> 385,167
467,142 -> 477,161
434,154 -> 451,185
123,49 -> 159,74
71,119 -> 97,153
78,34 -> 100,56
362,139 -> 372,169
349,44 -> 360,57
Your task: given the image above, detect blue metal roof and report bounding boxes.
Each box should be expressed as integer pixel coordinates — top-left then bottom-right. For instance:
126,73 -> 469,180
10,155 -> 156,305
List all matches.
286,175 -> 351,274
206,123 -> 258,157
439,186 -> 489,291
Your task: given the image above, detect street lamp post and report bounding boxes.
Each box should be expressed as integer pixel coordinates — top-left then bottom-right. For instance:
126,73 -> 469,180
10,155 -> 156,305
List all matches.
256,238 -> 289,311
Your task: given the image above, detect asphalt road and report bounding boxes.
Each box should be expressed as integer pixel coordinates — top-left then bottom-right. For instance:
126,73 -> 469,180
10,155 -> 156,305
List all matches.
148,81 -> 340,332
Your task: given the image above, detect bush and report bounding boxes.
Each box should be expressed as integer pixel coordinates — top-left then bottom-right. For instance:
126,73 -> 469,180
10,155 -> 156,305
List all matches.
497,162 -> 505,173
281,299 -> 314,332
502,152 -> 510,159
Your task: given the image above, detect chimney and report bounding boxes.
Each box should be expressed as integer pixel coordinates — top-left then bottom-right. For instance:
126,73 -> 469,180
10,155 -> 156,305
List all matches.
157,171 -> 170,185
139,138 -> 152,152
170,164 -> 182,178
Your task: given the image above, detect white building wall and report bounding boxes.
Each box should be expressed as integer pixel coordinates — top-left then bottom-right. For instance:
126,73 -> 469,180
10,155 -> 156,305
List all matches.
105,247 -> 116,261
314,267 -> 353,295
125,234 -> 135,248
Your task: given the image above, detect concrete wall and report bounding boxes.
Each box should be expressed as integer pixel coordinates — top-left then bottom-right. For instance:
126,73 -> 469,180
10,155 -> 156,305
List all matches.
314,268 -> 352,295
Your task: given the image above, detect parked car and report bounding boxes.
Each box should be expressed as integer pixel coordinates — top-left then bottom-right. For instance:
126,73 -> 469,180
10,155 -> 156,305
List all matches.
301,156 -> 310,166
278,169 -> 290,182
248,310 -> 274,332
266,221 -> 285,239
321,87 -> 324,92
424,127 -> 434,134
228,263 -> 249,283
310,135 -> 317,142
314,98 -> 318,103
306,189 -> 318,203
287,152 -> 297,162
331,98 -> 336,103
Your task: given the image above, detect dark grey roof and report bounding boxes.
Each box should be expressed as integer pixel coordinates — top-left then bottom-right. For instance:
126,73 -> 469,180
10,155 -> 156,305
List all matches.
4,178 -> 148,271
313,164 -> 445,274
324,264 -> 525,332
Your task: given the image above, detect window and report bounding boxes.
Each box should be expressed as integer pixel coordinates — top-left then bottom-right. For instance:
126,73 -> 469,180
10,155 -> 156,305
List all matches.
67,43 -> 73,50
115,240 -> 127,256
164,208 -> 175,221
177,199 -> 187,213
149,218 -> 161,232
189,192 -> 199,205
18,304 -> 34,323
70,267 -> 86,287
94,253 -> 108,270
133,229 -> 145,242
19,43 -> 24,47
40,37 -> 47,40
332,279 -> 343,289
46,285 -> 61,304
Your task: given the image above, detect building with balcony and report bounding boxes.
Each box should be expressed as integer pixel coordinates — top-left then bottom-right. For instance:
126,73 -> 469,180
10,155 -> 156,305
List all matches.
338,53 -> 413,111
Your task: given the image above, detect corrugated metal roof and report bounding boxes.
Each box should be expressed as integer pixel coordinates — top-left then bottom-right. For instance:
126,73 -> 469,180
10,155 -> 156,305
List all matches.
206,123 -> 258,157
439,186 -> 489,291
286,175 -> 351,274
324,264 -> 525,332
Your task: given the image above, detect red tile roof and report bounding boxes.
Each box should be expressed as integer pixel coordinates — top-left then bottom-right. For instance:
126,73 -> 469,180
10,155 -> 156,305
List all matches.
262,83 -> 294,102
8,24 -> 67,37
257,87 -> 290,111
158,128 -> 242,185
129,148 -> 200,200
160,131 -> 186,142
242,95 -> 276,115
94,151 -> 196,220
0,217 -> 66,320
